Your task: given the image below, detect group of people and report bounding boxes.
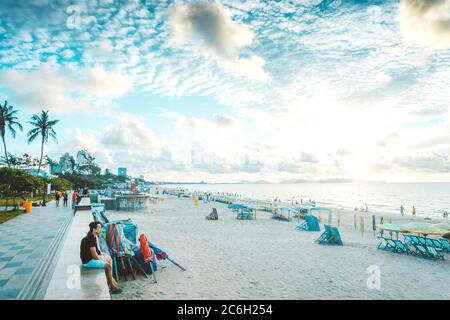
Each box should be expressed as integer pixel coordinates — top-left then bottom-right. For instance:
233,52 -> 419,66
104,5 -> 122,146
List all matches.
54,191 -> 69,207
54,185 -> 91,209
400,205 -> 416,217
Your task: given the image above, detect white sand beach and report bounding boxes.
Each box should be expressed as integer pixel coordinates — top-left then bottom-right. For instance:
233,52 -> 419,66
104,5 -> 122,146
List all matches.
110,195 -> 450,300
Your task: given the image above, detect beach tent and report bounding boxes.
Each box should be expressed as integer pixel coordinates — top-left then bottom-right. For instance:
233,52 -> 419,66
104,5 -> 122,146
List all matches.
309,207 -> 332,223
272,207 -> 296,221
228,203 -> 248,210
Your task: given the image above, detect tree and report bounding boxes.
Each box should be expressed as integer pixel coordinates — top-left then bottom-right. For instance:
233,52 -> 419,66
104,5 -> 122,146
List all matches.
0,101 -> 23,167
0,167 -> 39,211
77,151 -> 101,175
21,153 -> 39,167
27,110 -> 59,176
0,153 -> 21,168
49,177 -> 72,191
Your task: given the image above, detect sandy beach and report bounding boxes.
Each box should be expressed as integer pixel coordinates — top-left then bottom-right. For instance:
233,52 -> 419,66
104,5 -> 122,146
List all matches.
108,195 -> 450,300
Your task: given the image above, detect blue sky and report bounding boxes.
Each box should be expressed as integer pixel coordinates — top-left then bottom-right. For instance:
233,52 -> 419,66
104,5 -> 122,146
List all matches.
1,0 -> 450,182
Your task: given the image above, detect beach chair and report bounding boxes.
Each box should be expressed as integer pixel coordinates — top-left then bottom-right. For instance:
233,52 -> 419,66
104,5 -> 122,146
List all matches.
315,225 -> 343,246
391,239 -> 409,254
440,239 -> 450,253
296,214 -> 321,232
403,234 -> 444,260
377,236 -> 389,250
103,223 -> 148,281
377,236 -> 396,252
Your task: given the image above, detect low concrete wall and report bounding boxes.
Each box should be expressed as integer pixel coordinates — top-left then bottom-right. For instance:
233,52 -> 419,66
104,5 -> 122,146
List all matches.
44,205 -> 110,300
116,195 -> 150,211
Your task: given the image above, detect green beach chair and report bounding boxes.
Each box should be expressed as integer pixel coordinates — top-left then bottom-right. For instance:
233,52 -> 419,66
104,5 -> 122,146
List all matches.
316,225 -> 343,246
296,214 -> 321,232
403,235 -> 444,260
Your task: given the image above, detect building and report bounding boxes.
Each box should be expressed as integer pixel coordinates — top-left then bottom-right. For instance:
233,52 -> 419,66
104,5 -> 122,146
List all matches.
118,167 -> 127,177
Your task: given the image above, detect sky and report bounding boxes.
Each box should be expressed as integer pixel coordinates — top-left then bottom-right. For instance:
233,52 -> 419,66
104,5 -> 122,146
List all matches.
1,0 -> 450,183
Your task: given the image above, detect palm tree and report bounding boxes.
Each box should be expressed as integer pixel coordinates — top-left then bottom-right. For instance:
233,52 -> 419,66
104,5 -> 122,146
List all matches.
0,101 -> 23,167
27,110 -> 59,175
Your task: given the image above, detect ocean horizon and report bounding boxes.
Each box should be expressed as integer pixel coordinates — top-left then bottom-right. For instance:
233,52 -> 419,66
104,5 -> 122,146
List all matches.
160,182 -> 450,218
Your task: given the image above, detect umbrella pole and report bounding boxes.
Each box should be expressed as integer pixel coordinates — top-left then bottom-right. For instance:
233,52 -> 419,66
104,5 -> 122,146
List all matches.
167,257 -> 186,271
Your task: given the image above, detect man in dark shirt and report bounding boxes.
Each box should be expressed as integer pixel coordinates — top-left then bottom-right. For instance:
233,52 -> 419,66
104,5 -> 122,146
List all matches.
80,221 -> 121,294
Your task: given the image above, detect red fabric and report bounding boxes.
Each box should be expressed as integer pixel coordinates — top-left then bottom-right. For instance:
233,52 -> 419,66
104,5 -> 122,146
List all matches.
72,192 -> 77,201
139,234 -> 153,263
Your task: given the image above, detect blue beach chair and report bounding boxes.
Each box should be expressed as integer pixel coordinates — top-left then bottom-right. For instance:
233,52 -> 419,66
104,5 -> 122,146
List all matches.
440,239 -> 450,253
296,214 -> 321,232
403,234 -> 444,260
316,225 -> 343,246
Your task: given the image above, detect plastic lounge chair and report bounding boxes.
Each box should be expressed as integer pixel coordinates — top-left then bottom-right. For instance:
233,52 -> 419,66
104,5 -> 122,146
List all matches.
404,234 -> 444,260
392,239 -> 409,254
377,236 -> 389,250
296,215 -> 321,232
426,246 -> 444,260
296,220 -> 308,231
316,225 -> 343,246
377,236 -> 396,252
441,239 -> 450,253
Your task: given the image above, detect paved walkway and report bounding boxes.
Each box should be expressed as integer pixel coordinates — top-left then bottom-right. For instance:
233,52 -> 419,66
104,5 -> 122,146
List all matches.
0,201 -> 73,299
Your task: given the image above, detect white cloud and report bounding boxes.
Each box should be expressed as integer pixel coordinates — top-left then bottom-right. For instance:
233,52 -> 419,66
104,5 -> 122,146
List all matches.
398,0 -> 450,50
0,64 -> 133,112
169,0 -> 269,81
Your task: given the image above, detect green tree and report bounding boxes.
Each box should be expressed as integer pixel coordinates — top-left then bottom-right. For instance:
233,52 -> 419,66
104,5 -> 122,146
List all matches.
27,110 -> 59,176
49,177 -> 72,191
0,101 -> 23,167
0,167 -> 38,211
0,153 -> 21,168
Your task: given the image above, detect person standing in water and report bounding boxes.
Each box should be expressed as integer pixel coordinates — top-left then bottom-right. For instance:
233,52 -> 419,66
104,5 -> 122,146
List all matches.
412,206 -> 416,217
400,205 -> 404,216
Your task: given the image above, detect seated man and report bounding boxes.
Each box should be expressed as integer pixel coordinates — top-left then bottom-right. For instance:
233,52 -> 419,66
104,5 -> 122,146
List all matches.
80,221 -> 122,294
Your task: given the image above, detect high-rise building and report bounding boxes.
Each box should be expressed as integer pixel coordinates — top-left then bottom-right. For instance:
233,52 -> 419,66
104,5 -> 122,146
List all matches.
118,167 -> 127,177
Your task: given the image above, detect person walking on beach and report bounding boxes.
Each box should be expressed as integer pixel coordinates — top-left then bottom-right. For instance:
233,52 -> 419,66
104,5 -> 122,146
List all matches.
55,191 -> 61,207
80,221 -> 122,294
400,205 -> 404,216
63,191 -> 68,207
412,206 -> 416,217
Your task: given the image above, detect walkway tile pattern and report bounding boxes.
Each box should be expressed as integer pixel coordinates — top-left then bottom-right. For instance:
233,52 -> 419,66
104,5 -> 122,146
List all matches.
0,202 -> 72,300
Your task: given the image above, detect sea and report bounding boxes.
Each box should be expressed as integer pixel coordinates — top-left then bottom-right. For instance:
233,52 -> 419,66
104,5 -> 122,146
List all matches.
159,182 -> 450,218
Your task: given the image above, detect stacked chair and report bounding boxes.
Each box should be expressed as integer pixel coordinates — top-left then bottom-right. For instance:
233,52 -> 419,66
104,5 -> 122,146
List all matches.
315,225 -> 343,246
296,214 -> 321,232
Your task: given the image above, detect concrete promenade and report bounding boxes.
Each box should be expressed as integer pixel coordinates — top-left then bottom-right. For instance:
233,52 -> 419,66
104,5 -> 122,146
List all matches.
0,200 -> 72,299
